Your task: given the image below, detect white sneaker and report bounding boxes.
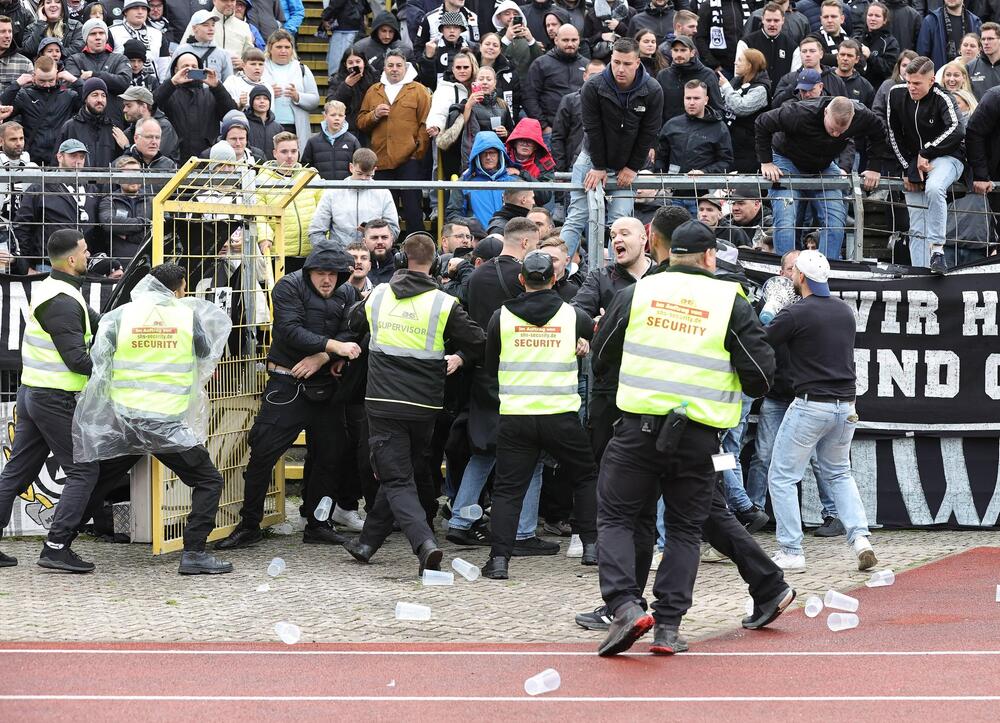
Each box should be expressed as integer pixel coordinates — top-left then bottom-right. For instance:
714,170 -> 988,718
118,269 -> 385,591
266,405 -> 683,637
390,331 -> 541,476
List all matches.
770,549 -> 806,572
853,536 -> 878,571
330,505 -> 365,532
650,549 -> 663,571
566,534 -> 583,558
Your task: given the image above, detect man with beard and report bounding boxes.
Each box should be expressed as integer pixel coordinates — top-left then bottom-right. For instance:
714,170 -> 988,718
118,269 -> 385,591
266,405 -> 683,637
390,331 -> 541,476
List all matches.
120,85 -> 178,162
0,121 -> 37,270
0,15 -> 31,89
361,219 -> 398,286
58,77 -> 124,168
153,51 -> 237,160
63,19 -> 131,130
522,24 -> 586,141
657,35 -> 723,122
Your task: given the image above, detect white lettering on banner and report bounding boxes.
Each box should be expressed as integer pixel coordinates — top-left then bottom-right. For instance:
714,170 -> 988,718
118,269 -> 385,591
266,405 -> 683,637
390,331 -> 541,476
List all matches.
877,348 -> 917,397
924,350 -> 960,398
891,437 -> 933,525
6,282 -> 28,351
841,290 -> 876,332
937,438 -> 981,526
854,347 -> 870,396
962,290 -> 999,336
881,290 -> 902,334
905,290 -> 940,335
986,353 -> 1000,401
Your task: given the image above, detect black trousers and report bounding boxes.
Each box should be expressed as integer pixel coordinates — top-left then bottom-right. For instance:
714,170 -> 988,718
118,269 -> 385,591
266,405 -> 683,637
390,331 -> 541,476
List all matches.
339,403 -> 376,511
359,413 -> 437,553
0,386 -> 98,545
240,375 -> 345,529
490,413 -> 599,560
597,415 -> 785,626
88,446 -> 223,552
378,159 -> 424,238
588,389 -> 621,463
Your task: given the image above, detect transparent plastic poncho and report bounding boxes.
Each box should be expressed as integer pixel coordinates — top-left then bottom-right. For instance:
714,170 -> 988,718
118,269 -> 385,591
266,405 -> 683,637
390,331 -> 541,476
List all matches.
73,274 -> 233,462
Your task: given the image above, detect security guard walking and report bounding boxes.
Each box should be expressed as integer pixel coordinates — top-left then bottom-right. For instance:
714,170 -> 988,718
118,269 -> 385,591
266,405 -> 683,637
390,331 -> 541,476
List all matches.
591,220 -> 792,657
481,251 -> 599,580
0,230 -> 100,573
73,264 -> 235,575
342,233 -> 485,576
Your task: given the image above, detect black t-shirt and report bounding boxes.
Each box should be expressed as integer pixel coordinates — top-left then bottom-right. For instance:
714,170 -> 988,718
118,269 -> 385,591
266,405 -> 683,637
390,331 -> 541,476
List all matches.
765,294 -> 856,398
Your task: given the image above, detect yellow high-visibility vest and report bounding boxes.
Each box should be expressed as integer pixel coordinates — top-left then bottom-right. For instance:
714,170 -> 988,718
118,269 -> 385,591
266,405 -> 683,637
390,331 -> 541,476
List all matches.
498,302 -> 579,416
616,271 -> 743,429
365,283 -> 454,360
110,301 -> 195,417
21,277 -> 92,392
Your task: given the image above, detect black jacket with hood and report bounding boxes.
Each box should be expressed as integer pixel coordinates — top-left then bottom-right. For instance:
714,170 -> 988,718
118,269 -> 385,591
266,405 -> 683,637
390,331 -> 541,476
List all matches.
269,246 -> 357,382
0,81 -> 80,165
58,105 -> 119,168
244,107 -> 284,160
523,46 -> 587,129
64,46 -> 132,129
153,51 -> 238,161
657,55 -> 723,122
353,11 -> 411,75
582,63 -> 664,173
655,105 -> 733,178
349,268 -> 485,419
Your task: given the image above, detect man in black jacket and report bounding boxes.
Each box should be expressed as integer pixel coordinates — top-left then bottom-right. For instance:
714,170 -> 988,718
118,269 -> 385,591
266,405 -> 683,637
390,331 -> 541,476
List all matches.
756,95 -> 887,257
738,3 -> 797,81
560,38 -> 664,258
63,19 -> 131,130
657,35 -> 723,122
772,36 -> 848,106
215,247 -> 364,550
98,155 -> 151,262
343,233 -> 486,575
966,83 -> 1000,198
522,24 -> 586,139
551,58 -> 604,172
885,55 -> 965,272
58,78 -> 124,169
832,39 -> 875,107
486,186 -> 534,235
631,0 -> 685,45
810,0 -> 850,66
362,219 -> 398,286
0,57 -> 80,165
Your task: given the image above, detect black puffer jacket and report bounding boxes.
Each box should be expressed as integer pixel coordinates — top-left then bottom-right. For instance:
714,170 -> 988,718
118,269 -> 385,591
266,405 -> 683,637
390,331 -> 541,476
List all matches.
58,106 -> 119,169
884,0 -> 922,52
656,105 -> 733,177
269,246 -> 356,380
657,56 -> 723,122
244,108 -> 284,160
0,83 -> 80,165
522,47 -> 587,129
64,49 -> 132,130
153,53 -> 238,161
859,27 -> 900,90
582,64 -> 664,173
301,129 -> 361,181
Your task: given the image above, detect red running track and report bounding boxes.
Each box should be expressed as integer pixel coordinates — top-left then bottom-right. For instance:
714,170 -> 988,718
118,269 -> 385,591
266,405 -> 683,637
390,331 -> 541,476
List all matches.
3,547 -> 1000,721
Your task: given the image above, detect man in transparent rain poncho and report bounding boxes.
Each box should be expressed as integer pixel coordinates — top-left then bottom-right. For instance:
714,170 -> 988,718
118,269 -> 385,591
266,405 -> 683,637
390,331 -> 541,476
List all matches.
73,263 -> 235,575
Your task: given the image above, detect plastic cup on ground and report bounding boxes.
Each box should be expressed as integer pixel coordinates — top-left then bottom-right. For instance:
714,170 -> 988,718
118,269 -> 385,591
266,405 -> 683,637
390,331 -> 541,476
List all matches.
823,589 -> 859,612
866,570 -> 895,588
256,583 -> 270,593
827,612 -> 859,632
804,596 -> 824,618
422,569 -> 454,586
457,504 -> 483,521
524,668 -> 561,696
395,602 -> 432,621
314,496 -> 333,522
274,621 -> 301,644
267,557 -> 286,577
452,558 -> 480,581
744,597 -> 754,616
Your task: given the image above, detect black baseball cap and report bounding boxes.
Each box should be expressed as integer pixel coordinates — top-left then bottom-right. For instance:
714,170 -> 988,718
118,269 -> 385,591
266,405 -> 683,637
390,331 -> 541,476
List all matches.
670,220 -> 718,253
472,236 -> 503,261
521,250 -> 554,283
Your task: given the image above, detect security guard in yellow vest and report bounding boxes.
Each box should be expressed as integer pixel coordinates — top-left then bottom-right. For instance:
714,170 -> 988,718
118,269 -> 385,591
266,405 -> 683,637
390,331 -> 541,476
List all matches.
590,220 -> 791,658
0,230 -> 100,573
73,264 -> 235,575
480,251 -> 599,580
342,233 -> 485,577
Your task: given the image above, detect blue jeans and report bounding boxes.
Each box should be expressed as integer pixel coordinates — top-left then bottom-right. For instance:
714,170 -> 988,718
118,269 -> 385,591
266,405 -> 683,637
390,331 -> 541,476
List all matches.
720,393 -> 754,512
904,155 -> 965,267
656,496 -> 666,550
747,397 -> 836,516
326,31 -> 356,78
767,399 -> 870,556
448,453 -> 543,540
560,150 -> 635,259
770,153 -> 847,259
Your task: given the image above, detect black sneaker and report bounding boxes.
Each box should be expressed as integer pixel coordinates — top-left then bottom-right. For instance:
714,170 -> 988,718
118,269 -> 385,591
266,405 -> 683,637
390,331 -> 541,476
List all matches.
814,516 -> 846,537
575,604 -> 613,631
511,536 -> 559,556
445,524 -> 491,547
735,505 -> 770,534
597,602 -> 654,657
0,550 -> 16,567
178,551 -> 233,575
542,520 -> 572,537
303,520 -> 347,545
742,586 -> 796,630
37,544 -> 94,573
649,624 -> 688,655
930,253 -> 947,275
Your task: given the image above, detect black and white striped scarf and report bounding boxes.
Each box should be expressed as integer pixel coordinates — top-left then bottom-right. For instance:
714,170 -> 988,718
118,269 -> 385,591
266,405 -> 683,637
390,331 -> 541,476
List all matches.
121,22 -> 155,77
708,0 -> 753,51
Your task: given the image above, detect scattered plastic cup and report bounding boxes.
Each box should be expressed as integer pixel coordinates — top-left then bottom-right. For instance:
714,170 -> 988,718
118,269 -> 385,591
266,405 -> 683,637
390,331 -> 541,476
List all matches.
314,496 -> 333,522
267,557 -> 286,578
255,583 -> 270,593
422,569 -> 454,586
524,668 -> 561,696
274,621 -> 301,644
804,596 -> 824,618
823,589 -> 859,612
866,570 -> 896,588
827,613 -> 859,632
452,558 -> 480,582
457,504 -> 483,521
744,597 -> 755,616
395,602 -> 431,621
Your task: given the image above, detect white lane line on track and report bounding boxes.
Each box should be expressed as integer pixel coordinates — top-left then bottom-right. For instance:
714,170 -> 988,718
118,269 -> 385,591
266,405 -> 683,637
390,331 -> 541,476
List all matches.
2,695 -> 1000,703
3,649 -> 1000,657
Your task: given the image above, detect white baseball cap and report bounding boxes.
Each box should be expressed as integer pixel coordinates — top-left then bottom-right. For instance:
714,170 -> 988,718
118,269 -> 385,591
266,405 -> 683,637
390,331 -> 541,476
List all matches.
794,249 -> 830,297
